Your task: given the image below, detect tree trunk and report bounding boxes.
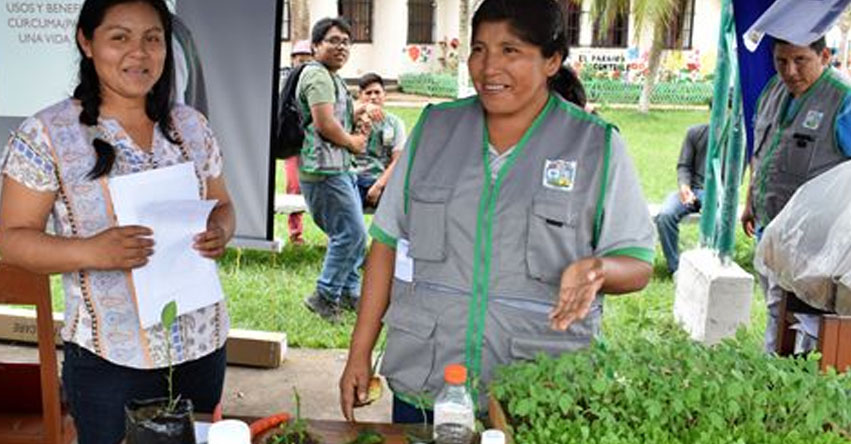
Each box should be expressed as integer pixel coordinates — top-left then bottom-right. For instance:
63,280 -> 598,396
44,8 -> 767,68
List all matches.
639,30 -> 664,113
291,0 -> 310,41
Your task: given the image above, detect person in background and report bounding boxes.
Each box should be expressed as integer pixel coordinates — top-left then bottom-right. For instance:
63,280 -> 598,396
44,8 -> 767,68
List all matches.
0,1 -> 235,442
353,73 -> 407,209
340,0 -> 654,423
742,36 -> 851,353
282,39 -> 313,245
298,18 -> 369,322
655,122 -> 709,275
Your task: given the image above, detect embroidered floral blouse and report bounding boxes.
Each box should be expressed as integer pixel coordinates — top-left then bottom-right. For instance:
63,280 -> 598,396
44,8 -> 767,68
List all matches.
1,99 -> 229,369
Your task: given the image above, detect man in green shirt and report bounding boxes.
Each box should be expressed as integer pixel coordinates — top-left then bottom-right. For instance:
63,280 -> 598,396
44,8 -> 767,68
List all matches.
298,18 -> 369,322
353,73 -> 407,209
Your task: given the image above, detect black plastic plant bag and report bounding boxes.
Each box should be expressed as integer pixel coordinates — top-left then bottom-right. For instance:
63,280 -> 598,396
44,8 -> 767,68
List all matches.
125,397 -> 196,444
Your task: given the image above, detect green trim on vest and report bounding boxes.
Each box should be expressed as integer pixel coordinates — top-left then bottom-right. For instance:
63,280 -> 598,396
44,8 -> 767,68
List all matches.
368,224 -> 398,248
553,96 -> 609,128
403,105 -> 434,214
465,94 -> 558,403
592,125 -> 613,249
603,247 -> 655,264
825,68 -> 851,94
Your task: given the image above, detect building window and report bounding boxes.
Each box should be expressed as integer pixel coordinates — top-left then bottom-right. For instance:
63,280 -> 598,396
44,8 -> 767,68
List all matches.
664,0 -> 696,49
408,0 -> 435,44
593,12 -> 628,48
280,0 -> 291,41
562,0 -> 582,47
339,0 -> 374,43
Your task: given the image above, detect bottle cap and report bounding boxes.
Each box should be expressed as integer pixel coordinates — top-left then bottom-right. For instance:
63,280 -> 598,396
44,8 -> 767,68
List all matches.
481,429 -> 506,444
444,363 -> 467,385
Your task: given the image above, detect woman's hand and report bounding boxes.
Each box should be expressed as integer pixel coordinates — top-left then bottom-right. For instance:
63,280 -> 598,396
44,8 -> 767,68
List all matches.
549,257 -> 605,331
193,221 -> 228,259
339,353 -> 373,421
85,225 -> 154,270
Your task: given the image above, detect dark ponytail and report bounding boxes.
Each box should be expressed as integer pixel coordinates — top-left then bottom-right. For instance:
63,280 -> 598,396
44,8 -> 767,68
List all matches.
73,0 -> 177,180
472,0 -> 587,108
550,66 -> 587,108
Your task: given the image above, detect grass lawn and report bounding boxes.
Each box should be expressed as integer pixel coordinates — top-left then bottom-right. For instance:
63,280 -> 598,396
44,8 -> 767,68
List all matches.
50,104 -> 766,350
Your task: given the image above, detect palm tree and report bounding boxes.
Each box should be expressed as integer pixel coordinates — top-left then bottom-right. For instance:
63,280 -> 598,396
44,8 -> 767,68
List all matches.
587,0 -> 680,113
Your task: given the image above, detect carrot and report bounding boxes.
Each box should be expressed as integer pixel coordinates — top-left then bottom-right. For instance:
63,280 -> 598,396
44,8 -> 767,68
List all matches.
249,412 -> 291,437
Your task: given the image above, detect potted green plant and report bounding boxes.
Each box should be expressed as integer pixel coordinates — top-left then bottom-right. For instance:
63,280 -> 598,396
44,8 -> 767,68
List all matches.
125,301 -> 196,444
251,389 -> 318,444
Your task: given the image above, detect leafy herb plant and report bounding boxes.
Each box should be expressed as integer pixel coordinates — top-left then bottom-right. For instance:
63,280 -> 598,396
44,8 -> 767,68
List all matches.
491,328 -> 851,444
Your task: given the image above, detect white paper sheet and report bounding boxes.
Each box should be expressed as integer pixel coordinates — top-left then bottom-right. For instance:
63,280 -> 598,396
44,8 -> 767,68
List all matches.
109,163 -> 224,329
394,239 -> 413,282
744,0 -> 851,52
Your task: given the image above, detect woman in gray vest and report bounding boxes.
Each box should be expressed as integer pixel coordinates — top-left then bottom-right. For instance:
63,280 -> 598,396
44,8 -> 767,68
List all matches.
340,0 -> 656,423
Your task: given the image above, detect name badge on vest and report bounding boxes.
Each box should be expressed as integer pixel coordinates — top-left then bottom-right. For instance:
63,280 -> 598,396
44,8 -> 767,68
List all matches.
543,159 -> 577,192
803,110 -> 824,130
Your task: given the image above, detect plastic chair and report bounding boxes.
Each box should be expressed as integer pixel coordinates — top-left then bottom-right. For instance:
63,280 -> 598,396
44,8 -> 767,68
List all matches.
776,291 -> 851,373
0,263 -> 76,444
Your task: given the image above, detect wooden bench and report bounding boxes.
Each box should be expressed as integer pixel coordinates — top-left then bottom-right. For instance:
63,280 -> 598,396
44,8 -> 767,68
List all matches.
776,292 -> 851,373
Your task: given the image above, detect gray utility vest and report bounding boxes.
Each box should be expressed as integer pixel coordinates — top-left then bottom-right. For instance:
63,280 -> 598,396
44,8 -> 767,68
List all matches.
752,68 -> 851,227
380,95 -> 615,409
298,61 -> 353,174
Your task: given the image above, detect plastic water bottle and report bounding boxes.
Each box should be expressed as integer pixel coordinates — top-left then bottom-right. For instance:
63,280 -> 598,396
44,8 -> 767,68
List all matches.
433,364 -> 475,444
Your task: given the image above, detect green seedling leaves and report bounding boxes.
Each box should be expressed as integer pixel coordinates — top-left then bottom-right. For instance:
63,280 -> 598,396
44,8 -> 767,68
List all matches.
161,300 -> 177,331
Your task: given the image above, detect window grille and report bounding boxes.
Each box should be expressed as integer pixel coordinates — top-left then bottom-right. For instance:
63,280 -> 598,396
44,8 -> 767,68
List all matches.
339,0 -> 373,43
407,0 -> 435,44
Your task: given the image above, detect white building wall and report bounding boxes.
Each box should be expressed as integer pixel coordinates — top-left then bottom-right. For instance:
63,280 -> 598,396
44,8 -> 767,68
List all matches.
282,0 -> 720,80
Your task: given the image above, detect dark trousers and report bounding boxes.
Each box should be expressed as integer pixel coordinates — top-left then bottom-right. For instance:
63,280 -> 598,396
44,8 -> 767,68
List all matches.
62,342 -> 226,444
392,395 -> 434,424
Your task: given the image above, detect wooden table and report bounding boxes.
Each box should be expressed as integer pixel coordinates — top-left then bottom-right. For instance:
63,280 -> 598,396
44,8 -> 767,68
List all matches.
302,419 -> 432,443
199,413 -> 432,444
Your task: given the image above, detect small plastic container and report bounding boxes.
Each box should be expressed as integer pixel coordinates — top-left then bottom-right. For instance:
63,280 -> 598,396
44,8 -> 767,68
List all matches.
480,429 -> 506,444
433,364 -> 475,444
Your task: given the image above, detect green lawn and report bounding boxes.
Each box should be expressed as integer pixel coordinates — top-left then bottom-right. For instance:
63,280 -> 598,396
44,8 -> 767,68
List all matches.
49,105 -> 766,350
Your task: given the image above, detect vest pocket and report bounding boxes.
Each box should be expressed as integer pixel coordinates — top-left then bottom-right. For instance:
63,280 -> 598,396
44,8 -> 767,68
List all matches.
780,135 -> 817,178
408,186 -> 452,261
526,196 -> 578,285
380,300 -> 438,394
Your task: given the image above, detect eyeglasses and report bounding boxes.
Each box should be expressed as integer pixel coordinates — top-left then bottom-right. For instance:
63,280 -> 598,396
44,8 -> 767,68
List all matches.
323,37 -> 351,48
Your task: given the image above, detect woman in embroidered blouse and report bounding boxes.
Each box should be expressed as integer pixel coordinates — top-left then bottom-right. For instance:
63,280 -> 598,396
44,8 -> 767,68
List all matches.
0,1 -> 234,442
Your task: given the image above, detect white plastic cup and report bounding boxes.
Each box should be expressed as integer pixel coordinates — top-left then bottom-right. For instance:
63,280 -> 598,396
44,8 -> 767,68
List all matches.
208,419 -> 251,444
481,429 -> 506,444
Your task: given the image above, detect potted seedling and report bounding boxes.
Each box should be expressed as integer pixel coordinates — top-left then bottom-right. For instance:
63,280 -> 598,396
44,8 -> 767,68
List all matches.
125,301 -> 196,444
251,388 -> 318,444
403,394 -> 434,444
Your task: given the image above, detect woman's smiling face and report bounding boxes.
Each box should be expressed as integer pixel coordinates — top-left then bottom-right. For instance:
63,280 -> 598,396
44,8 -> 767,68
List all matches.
468,20 -> 560,119
78,1 -> 166,103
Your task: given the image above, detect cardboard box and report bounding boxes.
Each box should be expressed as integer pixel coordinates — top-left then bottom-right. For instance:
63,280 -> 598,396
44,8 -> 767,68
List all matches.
226,328 -> 287,369
0,308 -> 287,368
0,306 -> 63,344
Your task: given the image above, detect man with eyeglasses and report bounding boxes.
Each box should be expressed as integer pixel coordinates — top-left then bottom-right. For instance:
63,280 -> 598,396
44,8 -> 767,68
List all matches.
297,17 -> 369,322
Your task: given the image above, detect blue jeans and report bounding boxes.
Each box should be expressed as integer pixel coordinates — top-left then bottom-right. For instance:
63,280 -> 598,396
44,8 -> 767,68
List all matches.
655,189 -> 703,274
61,342 -> 226,444
356,175 -> 378,209
300,173 -> 367,300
